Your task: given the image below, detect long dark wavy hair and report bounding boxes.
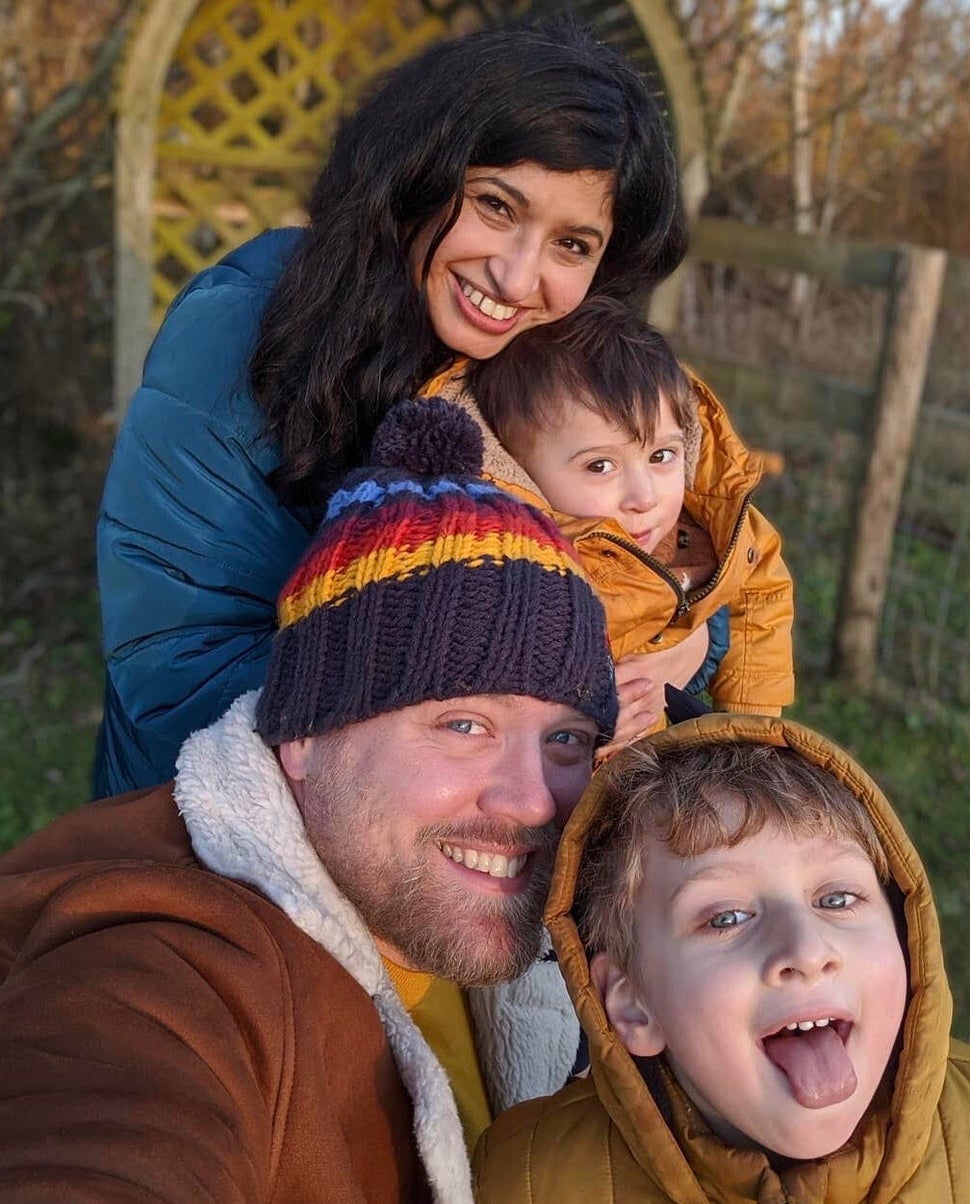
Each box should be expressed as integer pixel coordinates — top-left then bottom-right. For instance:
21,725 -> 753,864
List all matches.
250,18 -> 687,504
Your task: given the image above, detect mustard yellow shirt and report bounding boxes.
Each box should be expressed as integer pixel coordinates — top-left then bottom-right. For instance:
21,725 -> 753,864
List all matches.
383,958 -> 492,1152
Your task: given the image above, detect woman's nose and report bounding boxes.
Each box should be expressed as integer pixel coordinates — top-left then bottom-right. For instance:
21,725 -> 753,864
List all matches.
487,237 -> 541,303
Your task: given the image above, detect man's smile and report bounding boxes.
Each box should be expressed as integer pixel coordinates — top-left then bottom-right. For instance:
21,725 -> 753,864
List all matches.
437,840 -> 529,879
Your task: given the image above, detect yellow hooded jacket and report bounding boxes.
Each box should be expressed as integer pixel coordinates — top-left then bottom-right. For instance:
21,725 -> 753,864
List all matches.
474,715 -> 970,1204
424,369 -> 794,718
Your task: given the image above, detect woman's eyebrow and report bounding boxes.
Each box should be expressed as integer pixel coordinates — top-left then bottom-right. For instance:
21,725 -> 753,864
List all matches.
470,174 -> 528,206
467,174 -> 608,244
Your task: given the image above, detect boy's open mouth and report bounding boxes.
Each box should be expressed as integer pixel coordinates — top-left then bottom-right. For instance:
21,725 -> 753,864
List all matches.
761,1017 -> 857,1108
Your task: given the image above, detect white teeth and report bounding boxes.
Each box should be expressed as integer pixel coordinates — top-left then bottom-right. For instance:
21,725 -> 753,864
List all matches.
785,1017 -> 835,1033
438,842 -> 527,879
461,281 -> 516,321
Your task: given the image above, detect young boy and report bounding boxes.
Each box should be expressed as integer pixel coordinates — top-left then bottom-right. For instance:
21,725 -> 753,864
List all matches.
468,298 -> 794,749
474,714 -> 970,1202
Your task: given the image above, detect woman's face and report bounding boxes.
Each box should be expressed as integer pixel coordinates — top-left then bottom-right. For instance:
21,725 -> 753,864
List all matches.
412,162 -> 615,361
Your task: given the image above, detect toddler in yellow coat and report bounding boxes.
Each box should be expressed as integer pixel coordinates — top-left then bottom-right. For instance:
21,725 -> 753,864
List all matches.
469,298 -> 794,755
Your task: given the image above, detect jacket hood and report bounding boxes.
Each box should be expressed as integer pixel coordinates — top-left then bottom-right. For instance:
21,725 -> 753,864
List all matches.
545,713 -> 952,1204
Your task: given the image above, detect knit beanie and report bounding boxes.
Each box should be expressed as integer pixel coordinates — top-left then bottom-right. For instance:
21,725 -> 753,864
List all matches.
255,397 -> 618,745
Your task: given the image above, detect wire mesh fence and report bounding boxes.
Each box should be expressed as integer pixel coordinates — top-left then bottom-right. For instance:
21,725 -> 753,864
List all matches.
882,281 -> 970,710
672,249 -> 970,719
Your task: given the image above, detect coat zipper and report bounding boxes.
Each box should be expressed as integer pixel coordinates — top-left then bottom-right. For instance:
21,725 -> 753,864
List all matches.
584,496 -> 753,620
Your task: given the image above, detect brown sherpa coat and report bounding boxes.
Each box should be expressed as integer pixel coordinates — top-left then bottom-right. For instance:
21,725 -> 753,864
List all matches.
474,715 -> 970,1203
0,692 -> 582,1203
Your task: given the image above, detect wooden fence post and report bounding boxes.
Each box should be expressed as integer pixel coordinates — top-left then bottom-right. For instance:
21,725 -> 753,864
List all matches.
833,245 -> 948,688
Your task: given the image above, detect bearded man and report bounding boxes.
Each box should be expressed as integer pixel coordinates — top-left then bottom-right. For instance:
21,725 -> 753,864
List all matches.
0,401 -> 617,1204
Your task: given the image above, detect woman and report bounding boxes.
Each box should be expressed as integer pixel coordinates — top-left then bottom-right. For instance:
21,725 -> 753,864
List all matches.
96,19 -> 688,796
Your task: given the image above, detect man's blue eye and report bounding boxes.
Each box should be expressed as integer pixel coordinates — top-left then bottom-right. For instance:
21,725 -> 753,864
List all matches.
709,909 -> 748,929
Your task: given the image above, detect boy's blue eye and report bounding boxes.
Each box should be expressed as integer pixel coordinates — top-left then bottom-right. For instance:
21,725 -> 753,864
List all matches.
709,909 -> 750,929
818,890 -> 856,909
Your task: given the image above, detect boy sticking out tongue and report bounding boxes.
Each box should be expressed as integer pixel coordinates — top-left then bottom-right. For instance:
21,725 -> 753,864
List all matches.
474,716 -> 970,1203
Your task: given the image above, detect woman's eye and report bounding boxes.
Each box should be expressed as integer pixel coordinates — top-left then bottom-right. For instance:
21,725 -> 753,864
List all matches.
708,909 -> 751,929
476,193 -> 512,219
585,459 -> 615,475
557,236 -> 593,258
817,890 -> 858,910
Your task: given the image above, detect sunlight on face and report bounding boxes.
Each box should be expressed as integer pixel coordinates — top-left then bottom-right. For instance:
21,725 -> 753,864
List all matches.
281,694 -> 598,985
601,818 -> 906,1160
513,393 -> 686,554
412,162 -> 614,361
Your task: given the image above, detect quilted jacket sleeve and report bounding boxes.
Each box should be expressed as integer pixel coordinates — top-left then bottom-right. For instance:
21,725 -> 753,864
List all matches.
95,232 -> 318,797
709,504 -> 795,715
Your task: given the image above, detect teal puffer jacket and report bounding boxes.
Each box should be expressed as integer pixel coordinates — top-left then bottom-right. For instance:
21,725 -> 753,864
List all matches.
96,228 -> 325,796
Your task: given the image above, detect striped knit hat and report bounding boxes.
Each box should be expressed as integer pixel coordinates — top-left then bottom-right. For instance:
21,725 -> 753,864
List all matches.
255,397 -> 617,744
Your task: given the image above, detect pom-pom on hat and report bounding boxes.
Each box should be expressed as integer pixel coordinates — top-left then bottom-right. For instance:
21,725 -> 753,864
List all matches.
255,397 -> 618,744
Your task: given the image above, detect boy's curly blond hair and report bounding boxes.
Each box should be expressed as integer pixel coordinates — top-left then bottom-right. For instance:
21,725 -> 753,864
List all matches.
578,741 -> 890,977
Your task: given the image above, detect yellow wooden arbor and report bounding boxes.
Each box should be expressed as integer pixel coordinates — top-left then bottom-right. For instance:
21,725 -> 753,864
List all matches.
113,0 -> 704,413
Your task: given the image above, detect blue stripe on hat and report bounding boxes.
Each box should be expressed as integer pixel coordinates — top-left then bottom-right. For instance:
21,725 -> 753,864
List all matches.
325,476 -> 506,521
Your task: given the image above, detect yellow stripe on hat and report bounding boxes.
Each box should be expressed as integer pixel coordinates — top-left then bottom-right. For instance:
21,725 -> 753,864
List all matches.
279,530 -> 576,629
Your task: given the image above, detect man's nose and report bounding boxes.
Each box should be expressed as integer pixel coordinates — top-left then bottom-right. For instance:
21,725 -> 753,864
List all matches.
478,742 -> 558,829
486,236 -> 541,304
762,907 -> 842,987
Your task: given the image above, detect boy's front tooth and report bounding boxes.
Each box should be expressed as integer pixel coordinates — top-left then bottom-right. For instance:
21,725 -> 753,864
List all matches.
797,1020 -> 815,1031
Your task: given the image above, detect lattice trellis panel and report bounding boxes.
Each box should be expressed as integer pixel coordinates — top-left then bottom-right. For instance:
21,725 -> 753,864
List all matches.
152,0 -> 486,318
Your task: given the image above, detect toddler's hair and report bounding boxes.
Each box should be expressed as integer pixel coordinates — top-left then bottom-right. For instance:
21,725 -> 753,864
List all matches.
471,296 -> 694,455
578,741 -> 889,977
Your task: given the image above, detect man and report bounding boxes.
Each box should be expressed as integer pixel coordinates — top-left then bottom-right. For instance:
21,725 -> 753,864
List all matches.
0,401 -> 617,1204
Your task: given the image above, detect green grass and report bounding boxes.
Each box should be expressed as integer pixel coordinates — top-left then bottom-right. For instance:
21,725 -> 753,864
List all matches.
0,592 -> 104,849
789,675 -> 970,1040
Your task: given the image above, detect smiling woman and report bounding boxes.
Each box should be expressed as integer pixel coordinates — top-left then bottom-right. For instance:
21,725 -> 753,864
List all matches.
95,17 -> 685,797
411,164 -> 616,362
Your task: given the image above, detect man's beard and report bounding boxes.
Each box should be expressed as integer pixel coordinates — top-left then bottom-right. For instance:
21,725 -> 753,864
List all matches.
351,819 -> 559,987
303,754 -> 559,986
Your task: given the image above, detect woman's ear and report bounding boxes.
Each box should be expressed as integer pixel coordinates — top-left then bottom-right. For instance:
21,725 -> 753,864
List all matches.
590,951 -> 666,1057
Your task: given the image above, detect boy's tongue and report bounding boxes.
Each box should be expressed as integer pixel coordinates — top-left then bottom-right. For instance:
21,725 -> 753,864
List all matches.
763,1026 -> 857,1108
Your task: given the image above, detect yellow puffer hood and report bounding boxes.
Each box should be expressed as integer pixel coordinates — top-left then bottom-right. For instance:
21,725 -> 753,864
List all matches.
544,714 -> 956,1203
